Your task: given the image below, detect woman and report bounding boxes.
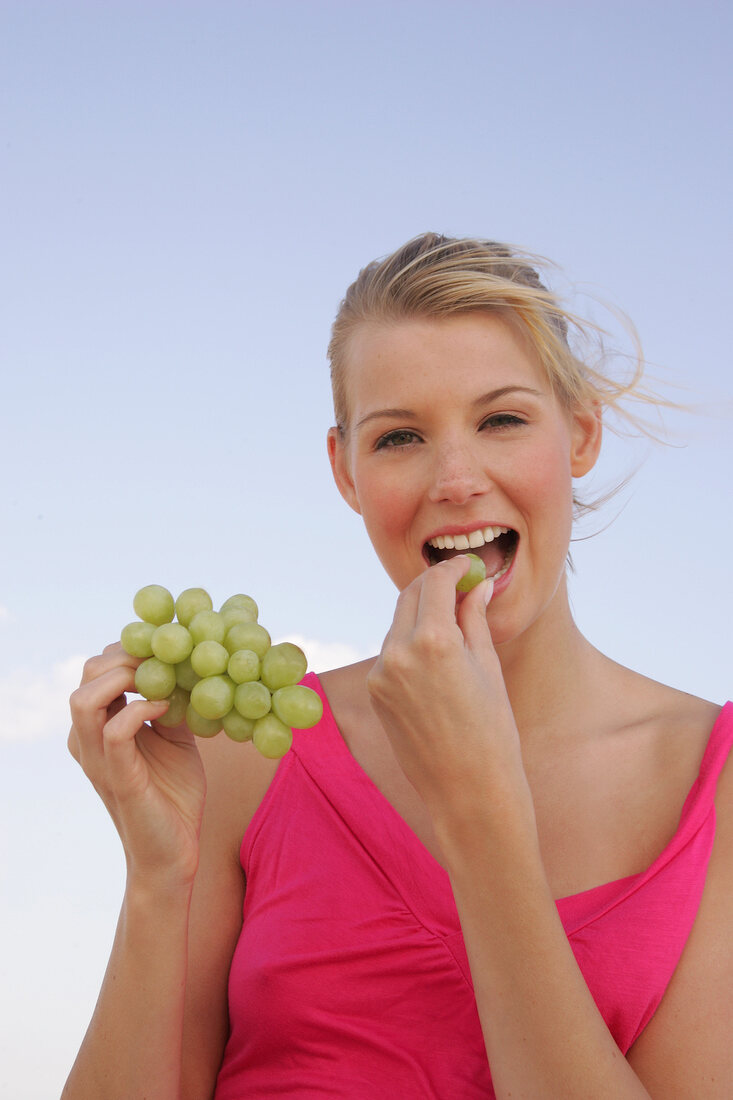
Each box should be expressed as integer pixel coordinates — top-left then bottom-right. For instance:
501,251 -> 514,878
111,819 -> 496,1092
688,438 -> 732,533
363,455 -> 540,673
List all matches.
63,234 -> 733,1098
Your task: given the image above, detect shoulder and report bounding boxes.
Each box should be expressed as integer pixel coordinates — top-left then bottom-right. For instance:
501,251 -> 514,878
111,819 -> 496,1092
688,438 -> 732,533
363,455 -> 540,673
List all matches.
318,657 -> 377,726
197,730 -> 281,858
601,667 -> 724,797
626,698 -> 733,1096
195,660 -> 379,848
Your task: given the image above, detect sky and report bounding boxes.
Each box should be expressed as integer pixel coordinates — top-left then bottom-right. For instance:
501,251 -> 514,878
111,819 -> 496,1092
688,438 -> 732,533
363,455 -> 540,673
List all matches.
1,1 -> 731,1095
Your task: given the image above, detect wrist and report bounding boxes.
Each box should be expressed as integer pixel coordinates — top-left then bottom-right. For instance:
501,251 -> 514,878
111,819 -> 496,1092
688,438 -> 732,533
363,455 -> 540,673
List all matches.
124,868 -> 196,915
431,769 -> 539,876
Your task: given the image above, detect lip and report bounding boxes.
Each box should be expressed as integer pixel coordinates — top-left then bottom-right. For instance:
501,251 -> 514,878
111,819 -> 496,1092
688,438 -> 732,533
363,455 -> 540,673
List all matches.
421,522 -> 520,595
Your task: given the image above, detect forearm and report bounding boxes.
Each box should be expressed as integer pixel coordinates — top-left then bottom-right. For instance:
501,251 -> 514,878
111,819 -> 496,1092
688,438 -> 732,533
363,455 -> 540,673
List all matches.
62,878 -> 194,1100
439,802 -> 651,1099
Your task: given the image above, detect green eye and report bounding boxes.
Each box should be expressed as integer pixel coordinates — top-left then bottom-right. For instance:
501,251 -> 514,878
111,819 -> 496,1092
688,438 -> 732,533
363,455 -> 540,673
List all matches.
376,429 -> 420,449
481,414 -> 524,430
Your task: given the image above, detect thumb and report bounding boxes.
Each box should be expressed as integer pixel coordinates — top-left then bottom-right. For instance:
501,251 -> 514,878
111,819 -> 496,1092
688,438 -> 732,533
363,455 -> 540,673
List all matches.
456,576 -> 495,651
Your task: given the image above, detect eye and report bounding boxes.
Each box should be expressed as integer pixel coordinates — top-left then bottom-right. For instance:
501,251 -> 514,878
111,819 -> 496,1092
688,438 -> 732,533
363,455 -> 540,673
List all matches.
375,428 -> 422,450
479,413 -> 526,432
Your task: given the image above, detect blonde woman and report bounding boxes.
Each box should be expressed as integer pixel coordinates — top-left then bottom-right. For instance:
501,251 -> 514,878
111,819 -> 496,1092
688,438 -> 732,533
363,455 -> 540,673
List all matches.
64,234 -> 732,1099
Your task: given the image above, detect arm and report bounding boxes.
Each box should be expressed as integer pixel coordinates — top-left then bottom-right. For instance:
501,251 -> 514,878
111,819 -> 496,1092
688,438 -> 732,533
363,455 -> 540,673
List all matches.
62,645 -> 276,1100
625,745 -> 733,1095
367,560 -> 658,1098
62,646 -> 205,1100
61,877 -> 197,1100
439,794 -> 650,1097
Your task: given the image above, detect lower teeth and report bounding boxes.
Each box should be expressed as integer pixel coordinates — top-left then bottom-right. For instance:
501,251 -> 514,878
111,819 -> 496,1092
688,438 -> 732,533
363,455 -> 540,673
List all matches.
487,549 -> 515,581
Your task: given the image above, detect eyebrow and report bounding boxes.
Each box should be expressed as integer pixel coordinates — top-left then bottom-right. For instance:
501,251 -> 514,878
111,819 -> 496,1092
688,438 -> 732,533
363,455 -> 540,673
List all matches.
354,385 -> 547,430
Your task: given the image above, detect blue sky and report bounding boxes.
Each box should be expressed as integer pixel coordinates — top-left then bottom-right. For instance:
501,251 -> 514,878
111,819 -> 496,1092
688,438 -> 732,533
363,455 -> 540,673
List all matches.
1,2 -> 731,1095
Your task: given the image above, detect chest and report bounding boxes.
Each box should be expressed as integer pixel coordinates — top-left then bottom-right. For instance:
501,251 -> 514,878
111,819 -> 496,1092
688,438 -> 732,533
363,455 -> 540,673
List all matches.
340,707 -> 704,900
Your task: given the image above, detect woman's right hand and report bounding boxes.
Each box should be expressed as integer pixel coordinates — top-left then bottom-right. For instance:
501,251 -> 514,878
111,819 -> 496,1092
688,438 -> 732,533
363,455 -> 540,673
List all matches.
68,642 -> 207,891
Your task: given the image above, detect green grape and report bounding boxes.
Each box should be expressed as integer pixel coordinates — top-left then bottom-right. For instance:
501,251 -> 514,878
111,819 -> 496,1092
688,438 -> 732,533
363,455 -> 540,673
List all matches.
221,708 -> 255,743
190,640 -> 230,677
253,713 -> 293,759
120,620 -> 156,658
119,584 -> 313,760
227,648 -> 261,684
456,553 -> 486,593
260,642 -> 308,691
133,585 -> 175,626
271,684 -> 323,729
185,703 -> 222,738
234,680 -> 272,720
221,607 -> 256,631
175,656 -> 201,692
220,593 -> 258,620
135,657 -> 177,700
190,675 -> 236,720
188,610 -> 227,645
151,622 -> 194,664
156,686 -> 190,728
174,587 -> 213,627
224,621 -> 271,657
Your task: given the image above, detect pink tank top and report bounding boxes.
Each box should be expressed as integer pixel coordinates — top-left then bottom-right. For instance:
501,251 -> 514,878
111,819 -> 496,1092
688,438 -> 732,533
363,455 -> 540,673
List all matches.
215,677 -> 733,1099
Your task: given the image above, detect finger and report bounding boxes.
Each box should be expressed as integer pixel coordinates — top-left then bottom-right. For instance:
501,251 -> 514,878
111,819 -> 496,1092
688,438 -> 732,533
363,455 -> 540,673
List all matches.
414,556 -> 474,629
71,664 -> 138,723
67,725 -> 81,762
69,665 -> 140,763
72,694 -> 128,749
78,647 -> 140,687
108,694 -> 127,720
102,697 -> 171,787
380,572 -> 426,649
102,640 -> 135,658
456,576 -> 496,654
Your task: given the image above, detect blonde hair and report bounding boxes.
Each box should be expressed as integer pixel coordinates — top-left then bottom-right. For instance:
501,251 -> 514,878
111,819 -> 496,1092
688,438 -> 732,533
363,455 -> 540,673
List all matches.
328,232 -> 659,445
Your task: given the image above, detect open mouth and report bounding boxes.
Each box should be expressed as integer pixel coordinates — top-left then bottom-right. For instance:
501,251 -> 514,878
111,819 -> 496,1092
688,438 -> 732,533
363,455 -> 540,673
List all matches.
423,525 -> 519,581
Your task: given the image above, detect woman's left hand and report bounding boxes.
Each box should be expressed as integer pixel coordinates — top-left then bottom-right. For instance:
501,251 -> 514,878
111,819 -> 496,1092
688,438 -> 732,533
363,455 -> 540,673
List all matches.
366,557 -> 527,829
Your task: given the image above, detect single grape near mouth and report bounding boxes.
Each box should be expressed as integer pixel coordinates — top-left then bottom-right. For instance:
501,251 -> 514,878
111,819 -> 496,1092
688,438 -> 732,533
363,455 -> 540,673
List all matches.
455,553 -> 487,593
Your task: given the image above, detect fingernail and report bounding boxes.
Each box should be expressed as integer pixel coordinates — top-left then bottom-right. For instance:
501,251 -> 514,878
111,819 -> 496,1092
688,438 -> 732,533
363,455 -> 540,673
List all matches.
483,577 -> 495,605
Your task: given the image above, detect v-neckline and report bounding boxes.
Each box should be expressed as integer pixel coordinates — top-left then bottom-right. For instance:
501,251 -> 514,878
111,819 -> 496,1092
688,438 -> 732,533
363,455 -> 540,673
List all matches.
298,674 -> 730,930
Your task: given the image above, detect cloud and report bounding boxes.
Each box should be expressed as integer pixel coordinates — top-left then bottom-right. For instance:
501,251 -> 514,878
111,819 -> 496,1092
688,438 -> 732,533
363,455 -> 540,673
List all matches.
0,638 -> 373,742
0,605 -> 11,622
0,655 -> 85,741
276,635 -> 372,673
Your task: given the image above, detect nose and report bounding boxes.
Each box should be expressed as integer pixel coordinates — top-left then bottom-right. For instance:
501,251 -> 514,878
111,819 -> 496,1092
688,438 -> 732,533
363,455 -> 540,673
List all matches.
427,441 -> 492,506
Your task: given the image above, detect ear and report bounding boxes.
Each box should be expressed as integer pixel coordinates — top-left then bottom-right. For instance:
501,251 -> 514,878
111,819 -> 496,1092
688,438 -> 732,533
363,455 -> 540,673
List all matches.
327,426 -> 362,515
569,401 -> 603,478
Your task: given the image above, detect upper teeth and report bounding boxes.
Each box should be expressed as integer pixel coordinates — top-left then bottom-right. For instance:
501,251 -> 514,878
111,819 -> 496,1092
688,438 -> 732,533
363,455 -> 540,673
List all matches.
428,525 -> 509,551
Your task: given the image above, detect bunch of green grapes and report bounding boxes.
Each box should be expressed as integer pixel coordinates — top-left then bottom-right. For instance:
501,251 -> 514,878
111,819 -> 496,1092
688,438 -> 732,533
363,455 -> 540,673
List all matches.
120,585 -> 323,759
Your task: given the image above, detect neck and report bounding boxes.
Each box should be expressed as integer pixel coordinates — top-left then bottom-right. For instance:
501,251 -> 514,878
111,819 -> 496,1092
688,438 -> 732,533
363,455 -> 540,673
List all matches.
494,576 -> 605,742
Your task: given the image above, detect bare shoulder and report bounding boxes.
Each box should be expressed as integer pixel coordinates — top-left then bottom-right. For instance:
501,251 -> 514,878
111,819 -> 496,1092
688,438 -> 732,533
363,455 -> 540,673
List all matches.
648,683 -> 723,773
626,695 -> 733,1096
318,657 -> 376,725
613,669 -> 722,738
601,667 -> 724,795
196,728 -> 282,852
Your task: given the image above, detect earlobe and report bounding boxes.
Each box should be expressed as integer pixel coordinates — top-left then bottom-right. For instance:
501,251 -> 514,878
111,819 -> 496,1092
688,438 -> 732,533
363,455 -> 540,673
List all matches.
327,427 -> 362,515
570,402 -> 603,478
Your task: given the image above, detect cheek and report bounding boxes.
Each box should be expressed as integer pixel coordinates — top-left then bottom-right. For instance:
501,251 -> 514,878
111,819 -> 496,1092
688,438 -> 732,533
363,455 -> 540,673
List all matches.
355,470 -> 416,536
351,468 -> 424,589
532,455 -> 572,501
518,437 -> 576,533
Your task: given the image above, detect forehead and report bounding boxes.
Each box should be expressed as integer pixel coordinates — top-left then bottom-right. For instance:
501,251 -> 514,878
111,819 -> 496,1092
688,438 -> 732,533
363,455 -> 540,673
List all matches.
342,313 -> 548,411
